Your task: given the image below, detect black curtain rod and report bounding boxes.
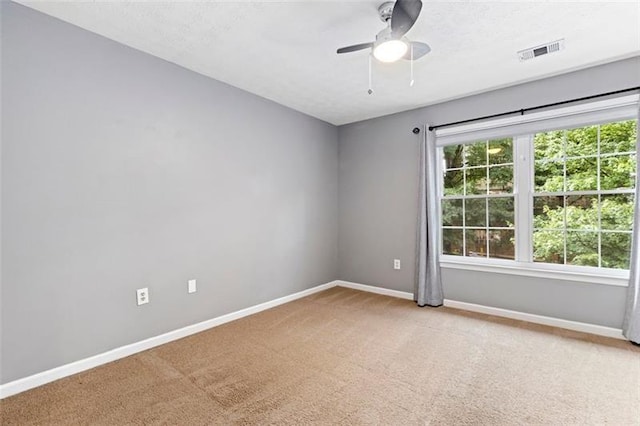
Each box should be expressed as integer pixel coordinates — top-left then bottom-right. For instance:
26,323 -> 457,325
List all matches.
427,86 -> 640,132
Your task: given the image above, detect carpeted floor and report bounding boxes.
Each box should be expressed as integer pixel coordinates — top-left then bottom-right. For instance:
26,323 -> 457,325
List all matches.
1,287 -> 639,425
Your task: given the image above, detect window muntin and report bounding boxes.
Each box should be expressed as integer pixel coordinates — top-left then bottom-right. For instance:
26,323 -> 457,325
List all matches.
440,119 -> 637,272
442,138 -> 515,260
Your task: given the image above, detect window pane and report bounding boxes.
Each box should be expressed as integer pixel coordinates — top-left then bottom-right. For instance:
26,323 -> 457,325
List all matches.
443,169 -> 464,195
442,229 -> 463,256
566,231 -> 598,267
566,195 -> 597,230
465,229 -> 487,257
534,130 -> 564,161
601,232 -> 632,269
488,138 -> 513,165
488,166 -> 513,194
566,157 -> 597,191
600,154 -> 635,190
565,125 -> 597,158
465,198 -> 486,227
442,199 -> 463,226
465,167 -> 487,195
444,145 -> 465,169
533,196 -> 564,230
488,197 -> 514,227
465,141 -> 486,167
601,194 -> 634,231
535,160 -> 564,192
489,229 -> 515,260
533,230 -> 564,264
600,120 -> 637,154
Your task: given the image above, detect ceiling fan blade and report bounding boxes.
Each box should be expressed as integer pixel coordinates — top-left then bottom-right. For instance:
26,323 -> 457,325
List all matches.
403,41 -> 431,60
390,0 -> 422,38
337,42 -> 374,54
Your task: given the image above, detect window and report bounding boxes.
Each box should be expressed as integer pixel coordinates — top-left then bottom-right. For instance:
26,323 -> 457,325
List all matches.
532,121 -> 636,269
442,138 -> 515,260
439,117 -> 637,276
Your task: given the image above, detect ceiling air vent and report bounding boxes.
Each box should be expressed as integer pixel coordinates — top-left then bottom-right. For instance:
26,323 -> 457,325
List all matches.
518,39 -> 565,62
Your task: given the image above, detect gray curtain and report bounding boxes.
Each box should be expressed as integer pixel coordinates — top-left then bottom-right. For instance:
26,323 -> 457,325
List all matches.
415,126 -> 444,307
623,109 -> 640,344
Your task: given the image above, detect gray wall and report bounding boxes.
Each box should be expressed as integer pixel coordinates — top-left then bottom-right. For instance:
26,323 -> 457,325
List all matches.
338,56 -> 640,329
2,0 -> 638,387
1,2 -> 338,384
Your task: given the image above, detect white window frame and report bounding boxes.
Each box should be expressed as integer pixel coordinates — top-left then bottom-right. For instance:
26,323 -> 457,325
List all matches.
435,94 -> 639,287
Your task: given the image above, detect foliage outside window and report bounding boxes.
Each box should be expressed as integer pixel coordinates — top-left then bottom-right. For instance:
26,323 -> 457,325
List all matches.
440,119 -> 637,271
533,120 -> 636,269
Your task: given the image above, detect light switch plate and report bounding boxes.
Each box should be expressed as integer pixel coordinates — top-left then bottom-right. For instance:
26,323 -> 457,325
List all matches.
188,279 -> 197,294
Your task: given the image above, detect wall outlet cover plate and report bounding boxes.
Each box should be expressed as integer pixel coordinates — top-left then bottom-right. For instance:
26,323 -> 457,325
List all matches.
137,287 -> 149,306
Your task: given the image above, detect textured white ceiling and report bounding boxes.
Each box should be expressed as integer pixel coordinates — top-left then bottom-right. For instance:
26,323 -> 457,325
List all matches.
16,0 -> 640,125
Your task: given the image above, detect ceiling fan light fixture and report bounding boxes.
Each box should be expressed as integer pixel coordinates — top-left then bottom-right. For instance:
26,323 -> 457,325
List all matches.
373,39 -> 408,62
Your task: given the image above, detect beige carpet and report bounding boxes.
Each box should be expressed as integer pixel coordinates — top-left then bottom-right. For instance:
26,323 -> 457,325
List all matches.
1,287 -> 639,425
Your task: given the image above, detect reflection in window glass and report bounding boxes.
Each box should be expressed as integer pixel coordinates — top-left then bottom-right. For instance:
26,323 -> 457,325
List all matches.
465,229 -> 487,258
488,139 -> 513,165
489,230 -> 515,260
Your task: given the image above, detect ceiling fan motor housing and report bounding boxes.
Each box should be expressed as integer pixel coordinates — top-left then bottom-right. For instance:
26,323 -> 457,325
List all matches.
378,2 -> 395,22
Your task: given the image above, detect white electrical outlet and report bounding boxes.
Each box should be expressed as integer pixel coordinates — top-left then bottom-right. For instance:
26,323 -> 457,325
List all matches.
188,279 -> 197,294
394,259 -> 401,270
136,287 -> 149,306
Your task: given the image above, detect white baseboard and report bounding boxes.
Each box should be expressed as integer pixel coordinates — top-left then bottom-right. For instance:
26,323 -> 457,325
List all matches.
336,280 -> 414,300
333,280 -> 624,340
1,279 -> 625,399
442,299 -> 625,340
0,280 -> 338,399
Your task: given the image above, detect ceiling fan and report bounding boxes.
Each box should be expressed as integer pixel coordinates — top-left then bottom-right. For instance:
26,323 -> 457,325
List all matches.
337,0 -> 430,63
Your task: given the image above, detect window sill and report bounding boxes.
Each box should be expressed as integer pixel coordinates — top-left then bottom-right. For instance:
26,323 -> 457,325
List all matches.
439,257 -> 629,287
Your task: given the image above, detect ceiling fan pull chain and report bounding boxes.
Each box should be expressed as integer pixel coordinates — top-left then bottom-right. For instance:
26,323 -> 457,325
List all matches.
410,43 -> 415,87
368,54 -> 374,95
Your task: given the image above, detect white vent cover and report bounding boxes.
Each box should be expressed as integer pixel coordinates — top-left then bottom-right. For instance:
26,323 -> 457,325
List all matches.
518,39 -> 565,61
